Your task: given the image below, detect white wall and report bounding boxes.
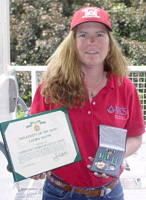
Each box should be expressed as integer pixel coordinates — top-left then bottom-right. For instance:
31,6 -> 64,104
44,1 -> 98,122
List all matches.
0,76 -> 11,122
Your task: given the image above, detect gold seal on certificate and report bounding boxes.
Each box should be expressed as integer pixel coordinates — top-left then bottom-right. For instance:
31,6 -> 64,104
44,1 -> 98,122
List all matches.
0,108 -> 81,182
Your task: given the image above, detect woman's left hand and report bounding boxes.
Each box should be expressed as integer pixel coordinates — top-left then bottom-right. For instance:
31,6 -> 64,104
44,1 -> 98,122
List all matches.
87,156 -> 127,179
87,156 -> 109,179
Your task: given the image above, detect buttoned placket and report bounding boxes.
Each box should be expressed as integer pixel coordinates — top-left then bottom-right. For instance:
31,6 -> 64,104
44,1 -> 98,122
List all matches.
87,100 -> 96,114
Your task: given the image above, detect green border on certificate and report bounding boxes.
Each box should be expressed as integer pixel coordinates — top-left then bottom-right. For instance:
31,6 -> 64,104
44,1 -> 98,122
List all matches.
0,108 -> 82,182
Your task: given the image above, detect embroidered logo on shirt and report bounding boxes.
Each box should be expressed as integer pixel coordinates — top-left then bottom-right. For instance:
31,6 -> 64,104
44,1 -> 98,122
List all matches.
108,105 -> 127,120
107,106 -> 115,113
82,8 -> 100,19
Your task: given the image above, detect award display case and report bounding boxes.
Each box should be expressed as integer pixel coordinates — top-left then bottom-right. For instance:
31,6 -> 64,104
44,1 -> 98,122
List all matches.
90,125 -> 127,177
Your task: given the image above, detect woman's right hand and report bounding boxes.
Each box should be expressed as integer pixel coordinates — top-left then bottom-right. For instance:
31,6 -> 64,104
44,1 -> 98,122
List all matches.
31,171 -> 51,180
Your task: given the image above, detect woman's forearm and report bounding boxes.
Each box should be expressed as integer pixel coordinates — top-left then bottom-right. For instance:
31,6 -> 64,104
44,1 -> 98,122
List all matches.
125,135 -> 143,158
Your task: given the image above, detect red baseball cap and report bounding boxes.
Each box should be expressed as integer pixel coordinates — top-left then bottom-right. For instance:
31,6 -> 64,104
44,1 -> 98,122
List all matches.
70,7 -> 113,31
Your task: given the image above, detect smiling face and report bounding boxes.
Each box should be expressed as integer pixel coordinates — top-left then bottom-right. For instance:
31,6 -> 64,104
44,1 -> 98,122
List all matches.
75,22 -> 110,70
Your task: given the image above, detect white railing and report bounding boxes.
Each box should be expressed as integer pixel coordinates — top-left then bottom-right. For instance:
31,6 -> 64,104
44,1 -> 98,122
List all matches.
12,65 -> 47,100
13,65 -> 146,123
128,66 -> 146,123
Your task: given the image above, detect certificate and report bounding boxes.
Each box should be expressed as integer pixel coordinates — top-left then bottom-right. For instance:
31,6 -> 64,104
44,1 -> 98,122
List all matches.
0,108 -> 81,182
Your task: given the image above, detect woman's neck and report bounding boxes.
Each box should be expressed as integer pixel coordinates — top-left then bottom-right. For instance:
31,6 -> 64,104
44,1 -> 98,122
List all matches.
82,67 -> 107,101
83,68 -> 106,88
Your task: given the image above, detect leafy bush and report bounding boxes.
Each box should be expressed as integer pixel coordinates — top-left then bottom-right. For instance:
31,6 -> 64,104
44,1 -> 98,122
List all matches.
10,0 -> 146,108
17,107 -> 25,118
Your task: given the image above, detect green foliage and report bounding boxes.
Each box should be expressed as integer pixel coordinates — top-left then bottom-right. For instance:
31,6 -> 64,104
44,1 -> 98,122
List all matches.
10,0 -> 146,66
10,0 -> 146,106
23,90 -> 32,103
17,107 -> 25,119
139,92 -> 144,100
16,72 -> 31,106
112,0 -> 133,7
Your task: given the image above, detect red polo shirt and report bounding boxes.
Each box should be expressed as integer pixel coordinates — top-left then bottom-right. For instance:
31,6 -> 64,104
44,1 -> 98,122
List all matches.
30,75 -> 145,187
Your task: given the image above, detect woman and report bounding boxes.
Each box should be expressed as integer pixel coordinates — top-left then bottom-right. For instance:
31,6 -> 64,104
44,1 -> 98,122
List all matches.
31,7 -> 145,200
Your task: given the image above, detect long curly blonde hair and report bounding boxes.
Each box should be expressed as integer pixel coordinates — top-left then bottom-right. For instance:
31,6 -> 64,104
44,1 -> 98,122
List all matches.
41,29 -> 128,108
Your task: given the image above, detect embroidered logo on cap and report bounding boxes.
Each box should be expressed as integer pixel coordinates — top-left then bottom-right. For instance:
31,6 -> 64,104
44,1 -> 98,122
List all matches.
82,8 -> 100,19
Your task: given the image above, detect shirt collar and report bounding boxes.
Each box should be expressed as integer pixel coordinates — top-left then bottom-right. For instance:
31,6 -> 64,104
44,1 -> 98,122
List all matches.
106,73 -> 115,90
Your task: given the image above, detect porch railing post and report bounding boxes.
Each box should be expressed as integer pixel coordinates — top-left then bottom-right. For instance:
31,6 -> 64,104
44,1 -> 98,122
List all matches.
31,70 -> 38,101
